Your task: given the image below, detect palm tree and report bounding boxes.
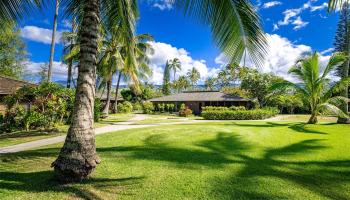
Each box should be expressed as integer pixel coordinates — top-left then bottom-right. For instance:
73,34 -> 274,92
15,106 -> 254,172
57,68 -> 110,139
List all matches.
174,75 -> 190,93
61,19 -> 77,88
187,67 -> 200,89
334,2 -> 350,123
2,0 -> 267,182
47,0 -> 60,82
169,58 -> 181,81
205,77 -> 216,91
271,52 -> 350,124
112,33 -> 154,113
329,0 -> 348,11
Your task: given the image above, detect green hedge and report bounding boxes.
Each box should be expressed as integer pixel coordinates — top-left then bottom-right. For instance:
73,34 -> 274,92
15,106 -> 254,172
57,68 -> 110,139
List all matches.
201,108 -> 278,120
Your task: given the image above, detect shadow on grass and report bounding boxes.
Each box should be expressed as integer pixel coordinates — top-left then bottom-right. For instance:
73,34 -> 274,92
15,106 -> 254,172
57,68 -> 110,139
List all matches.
98,133 -> 349,199
0,130 -> 61,139
0,170 -> 144,199
230,122 -> 328,134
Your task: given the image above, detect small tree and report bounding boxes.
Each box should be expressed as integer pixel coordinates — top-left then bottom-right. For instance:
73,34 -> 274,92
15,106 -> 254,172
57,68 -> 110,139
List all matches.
271,52 -> 350,124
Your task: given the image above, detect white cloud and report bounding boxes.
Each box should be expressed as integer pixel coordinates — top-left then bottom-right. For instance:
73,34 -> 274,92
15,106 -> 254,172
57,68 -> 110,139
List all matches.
311,2 -> 328,12
263,1 -> 282,9
292,16 -> 309,30
21,26 -> 62,44
24,61 -> 68,81
214,34 -> 334,82
277,0 -> 322,30
321,47 -> 334,55
149,0 -> 174,10
147,41 -> 218,84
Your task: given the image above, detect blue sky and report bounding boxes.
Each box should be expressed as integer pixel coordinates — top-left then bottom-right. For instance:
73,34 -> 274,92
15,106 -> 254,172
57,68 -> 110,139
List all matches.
20,0 -> 339,83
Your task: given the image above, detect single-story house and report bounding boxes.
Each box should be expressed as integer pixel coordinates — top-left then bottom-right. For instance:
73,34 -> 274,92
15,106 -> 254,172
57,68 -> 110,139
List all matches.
0,75 -> 37,114
149,91 -> 253,114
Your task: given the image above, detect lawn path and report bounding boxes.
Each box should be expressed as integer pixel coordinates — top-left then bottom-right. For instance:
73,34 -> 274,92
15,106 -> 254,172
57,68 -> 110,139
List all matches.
0,114 -> 154,154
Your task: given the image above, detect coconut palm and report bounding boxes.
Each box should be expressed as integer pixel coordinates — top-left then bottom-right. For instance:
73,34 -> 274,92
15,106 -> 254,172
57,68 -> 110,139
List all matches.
205,77 -> 216,91
329,0 -> 349,11
187,67 -> 200,88
169,58 -> 181,81
47,0 -> 60,82
2,0 -> 267,182
173,75 -> 190,93
270,52 -> 350,124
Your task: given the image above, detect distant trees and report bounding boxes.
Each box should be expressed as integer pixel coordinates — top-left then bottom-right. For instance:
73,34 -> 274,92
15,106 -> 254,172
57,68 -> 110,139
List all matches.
334,1 -> 350,123
271,52 -> 349,124
205,77 -> 216,91
173,75 -> 190,93
169,58 -> 181,81
187,67 -> 200,88
0,21 -> 27,78
162,60 -> 171,95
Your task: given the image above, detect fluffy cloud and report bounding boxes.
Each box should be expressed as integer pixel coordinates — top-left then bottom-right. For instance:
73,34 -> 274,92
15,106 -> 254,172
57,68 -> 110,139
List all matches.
148,0 -> 174,10
24,61 -> 68,81
276,0 -> 328,31
21,26 -> 62,44
262,1 -> 282,9
147,41 -> 219,84
215,34 -> 334,82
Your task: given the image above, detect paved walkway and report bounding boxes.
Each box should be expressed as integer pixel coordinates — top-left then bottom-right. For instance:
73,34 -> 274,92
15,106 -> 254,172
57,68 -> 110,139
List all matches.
0,114 -> 156,154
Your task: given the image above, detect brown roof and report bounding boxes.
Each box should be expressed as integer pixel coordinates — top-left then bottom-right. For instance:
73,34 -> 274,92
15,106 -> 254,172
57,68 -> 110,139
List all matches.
0,75 -> 37,95
149,91 -> 252,102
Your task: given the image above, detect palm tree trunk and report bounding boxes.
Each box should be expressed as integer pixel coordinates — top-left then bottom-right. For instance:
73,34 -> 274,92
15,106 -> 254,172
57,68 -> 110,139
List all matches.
52,0 -> 100,183
102,78 -> 112,118
308,112 -> 318,124
113,72 -> 122,113
48,0 -> 59,82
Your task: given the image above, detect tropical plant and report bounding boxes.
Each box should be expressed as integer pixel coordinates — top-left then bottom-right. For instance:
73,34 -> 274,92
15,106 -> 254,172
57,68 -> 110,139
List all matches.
334,2 -> 350,123
162,60 -> 171,95
329,0 -> 349,11
169,58 -> 181,81
61,19 -> 77,88
4,0 -> 267,182
270,52 -> 350,124
187,67 -> 200,88
47,0 -> 60,82
205,77 -> 216,91
173,75 -> 190,93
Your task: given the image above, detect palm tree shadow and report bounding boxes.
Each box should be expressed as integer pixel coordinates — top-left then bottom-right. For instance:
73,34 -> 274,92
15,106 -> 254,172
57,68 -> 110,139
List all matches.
210,139 -> 350,199
0,170 -> 144,200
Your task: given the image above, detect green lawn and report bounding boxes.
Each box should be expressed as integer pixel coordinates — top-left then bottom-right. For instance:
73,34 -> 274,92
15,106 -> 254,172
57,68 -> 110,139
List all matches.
1,121 -> 349,199
0,114 -> 134,148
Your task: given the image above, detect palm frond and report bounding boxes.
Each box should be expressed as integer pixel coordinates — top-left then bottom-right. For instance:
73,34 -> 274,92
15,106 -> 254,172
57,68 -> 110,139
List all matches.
0,0 -> 43,21
328,0 -> 349,11
321,52 -> 347,79
175,0 -> 267,67
318,103 -> 349,118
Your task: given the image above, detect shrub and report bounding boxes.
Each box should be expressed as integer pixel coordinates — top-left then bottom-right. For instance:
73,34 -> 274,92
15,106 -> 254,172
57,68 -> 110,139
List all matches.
142,101 -> 154,114
23,111 -> 47,131
133,102 -> 143,111
230,106 -> 246,111
117,101 -> 133,113
167,104 -> 175,113
201,108 -> 279,120
94,98 -> 102,122
202,106 -> 247,112
179,106 -> 193,117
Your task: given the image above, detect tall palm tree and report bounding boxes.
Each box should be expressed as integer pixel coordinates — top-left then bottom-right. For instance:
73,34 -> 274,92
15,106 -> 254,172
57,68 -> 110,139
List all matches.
169,58 -> 181,81
48,0 -> 60,82
270,52 -> 350,124
205,77 -> 216,91
187,67 -> 200,88
112,33 -> 153,113
2,0 -> 267,182
61,19 -> 77,88
173,75 -> 190,93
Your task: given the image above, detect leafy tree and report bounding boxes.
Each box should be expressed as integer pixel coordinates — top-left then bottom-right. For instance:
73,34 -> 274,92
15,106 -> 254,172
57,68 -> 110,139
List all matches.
169,58 -> 181,81
38,63 -> 49,83
240,68 -> 282,106
271,52 -> 350,124
162,60 -> 171,95
221,87 -> 251,98
187,67 -> 200,88
334,2 -> 350,123
0,21 -> 27,78
267,94 -> 303,114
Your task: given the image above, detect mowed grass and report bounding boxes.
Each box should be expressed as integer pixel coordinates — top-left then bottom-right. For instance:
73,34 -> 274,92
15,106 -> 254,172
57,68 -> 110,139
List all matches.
0,114 -> 134,148
0,121 -> 350,199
